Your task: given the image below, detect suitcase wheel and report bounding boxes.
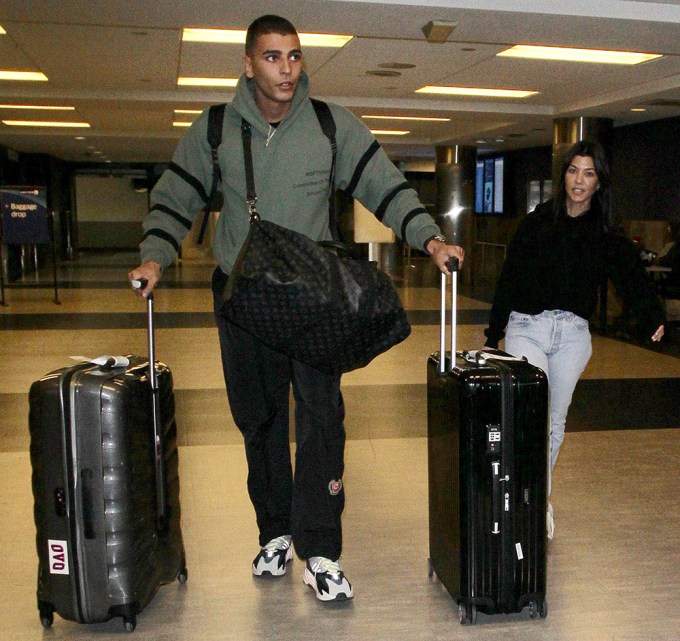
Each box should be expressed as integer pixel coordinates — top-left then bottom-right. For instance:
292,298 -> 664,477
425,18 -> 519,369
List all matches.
459,603 -> 477,625
39,608 -> 53,629
123,614 -> 137,633
177,567 -> 188,584
529,599 -> 548,619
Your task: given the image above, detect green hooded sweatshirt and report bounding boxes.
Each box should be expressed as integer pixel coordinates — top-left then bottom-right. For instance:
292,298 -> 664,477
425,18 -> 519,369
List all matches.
140,71 -> 442,275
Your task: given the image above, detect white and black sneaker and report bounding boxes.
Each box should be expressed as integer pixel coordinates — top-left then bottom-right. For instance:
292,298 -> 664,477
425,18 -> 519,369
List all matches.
304,557 -> 354,601
252,535 -> 293,576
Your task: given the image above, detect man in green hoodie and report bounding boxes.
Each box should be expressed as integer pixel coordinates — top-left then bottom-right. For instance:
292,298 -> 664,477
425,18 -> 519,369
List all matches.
129,14 -> 464,602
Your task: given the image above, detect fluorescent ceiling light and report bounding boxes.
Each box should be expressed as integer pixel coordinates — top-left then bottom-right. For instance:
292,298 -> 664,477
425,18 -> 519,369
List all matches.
174,108 -> 202,114
416,86 -> 537,98
2,120 -> 90,128
497,45 -> 661,65
0,104 -> 74,110
177,77 -> 238,87
370,129 -> 409,136
630,108 -> 647,112
173,121 -> 193,127
363,115 -> 450,122
0,26 -> 6,35
182,28 -> 352,48
0,71 -> 48,81
183,28 -> 244,43
298,33 -> 353,48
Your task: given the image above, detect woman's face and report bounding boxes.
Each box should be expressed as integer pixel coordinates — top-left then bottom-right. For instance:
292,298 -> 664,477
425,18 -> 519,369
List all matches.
564,155 -> 599,215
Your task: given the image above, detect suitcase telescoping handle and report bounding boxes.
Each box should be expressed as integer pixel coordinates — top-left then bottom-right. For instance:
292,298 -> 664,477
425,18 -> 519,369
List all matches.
439,258 -> 459,373
131,277 -> 168,533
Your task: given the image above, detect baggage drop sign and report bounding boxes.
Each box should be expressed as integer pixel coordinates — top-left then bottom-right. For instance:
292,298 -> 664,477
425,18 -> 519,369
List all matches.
0,186 -> 49,245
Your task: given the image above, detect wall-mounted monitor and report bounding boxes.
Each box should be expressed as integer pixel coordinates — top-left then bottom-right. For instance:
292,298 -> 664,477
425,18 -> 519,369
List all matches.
475,156 -> 504,215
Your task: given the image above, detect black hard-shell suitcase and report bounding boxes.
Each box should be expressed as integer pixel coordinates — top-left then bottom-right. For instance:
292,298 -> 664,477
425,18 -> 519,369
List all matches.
29,290 -> 187,632
426,261 -> 549,624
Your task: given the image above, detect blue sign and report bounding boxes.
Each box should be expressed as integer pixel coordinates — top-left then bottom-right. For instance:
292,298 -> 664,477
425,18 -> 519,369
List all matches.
1,187 -> 50,244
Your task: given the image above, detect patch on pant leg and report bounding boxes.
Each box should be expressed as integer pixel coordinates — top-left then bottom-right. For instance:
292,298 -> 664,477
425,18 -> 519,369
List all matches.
328,479 -> 343,496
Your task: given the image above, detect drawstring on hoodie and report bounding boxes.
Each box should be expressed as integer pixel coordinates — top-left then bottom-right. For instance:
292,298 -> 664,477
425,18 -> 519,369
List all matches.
266,124 -> 276,147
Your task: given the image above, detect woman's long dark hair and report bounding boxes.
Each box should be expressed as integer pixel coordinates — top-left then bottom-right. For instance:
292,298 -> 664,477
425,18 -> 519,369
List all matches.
552,140 -> 618,234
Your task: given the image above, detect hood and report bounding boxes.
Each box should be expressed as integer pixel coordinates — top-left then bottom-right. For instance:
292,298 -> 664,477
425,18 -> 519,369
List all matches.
230,70 -> 311,136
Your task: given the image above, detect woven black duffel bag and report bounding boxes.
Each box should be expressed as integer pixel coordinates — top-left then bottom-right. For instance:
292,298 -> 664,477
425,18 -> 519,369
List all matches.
221,215 -> 411,374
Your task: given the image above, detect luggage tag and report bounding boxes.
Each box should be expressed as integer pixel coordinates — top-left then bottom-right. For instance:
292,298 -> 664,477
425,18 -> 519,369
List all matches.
70,355 -> 130,369
460,349 -> 526,365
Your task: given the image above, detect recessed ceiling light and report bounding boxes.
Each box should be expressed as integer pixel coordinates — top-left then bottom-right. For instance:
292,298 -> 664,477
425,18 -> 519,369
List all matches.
497,45 -> 662,65
366,70 -> 401,77
177,77 -> 238,87
362,115 -> 450,122
378,63 -> 416,70
416,86 -> 537,98
370,129 -> 409,136
2,120 -> 90,128
0,104 -> 74,110
182,28 -> 352,48
630,107 -> 647,112
0,71 -> 48,81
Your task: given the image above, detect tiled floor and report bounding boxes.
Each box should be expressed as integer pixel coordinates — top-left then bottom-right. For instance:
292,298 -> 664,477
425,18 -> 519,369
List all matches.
1,246 -> 679,640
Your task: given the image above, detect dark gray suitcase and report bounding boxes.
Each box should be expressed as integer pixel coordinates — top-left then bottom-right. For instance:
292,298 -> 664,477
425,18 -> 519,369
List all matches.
29,291 -> 187,631
427,261 -> 549,624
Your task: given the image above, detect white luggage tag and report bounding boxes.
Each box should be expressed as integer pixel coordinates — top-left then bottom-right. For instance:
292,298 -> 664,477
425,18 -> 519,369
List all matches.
70,355 -> 130,368
460,350 -> 526,365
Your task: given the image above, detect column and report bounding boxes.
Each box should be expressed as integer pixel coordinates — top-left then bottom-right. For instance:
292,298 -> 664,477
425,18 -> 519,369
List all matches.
434,145 -> 476,283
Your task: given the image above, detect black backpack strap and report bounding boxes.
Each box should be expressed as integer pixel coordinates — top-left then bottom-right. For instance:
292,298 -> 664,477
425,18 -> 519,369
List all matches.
206,103 -> 226,204
310,98 -> 341,241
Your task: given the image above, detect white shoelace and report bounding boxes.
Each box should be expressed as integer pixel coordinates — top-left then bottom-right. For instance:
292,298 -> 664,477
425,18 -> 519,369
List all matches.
263,535 -> 291,552
310,557 -> 342,575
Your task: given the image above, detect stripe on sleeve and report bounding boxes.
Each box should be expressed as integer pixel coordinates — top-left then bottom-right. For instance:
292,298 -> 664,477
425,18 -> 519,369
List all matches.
150,203 -> 193,230
142,228 -> 180,252
400,207 -> 428,241
374,182 -> 411,222
168,161 -> 210,203
346,140 -> 380,196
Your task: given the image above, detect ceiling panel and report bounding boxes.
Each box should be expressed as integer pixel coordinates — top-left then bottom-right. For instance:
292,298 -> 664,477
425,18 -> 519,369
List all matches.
4,22 -> 181,91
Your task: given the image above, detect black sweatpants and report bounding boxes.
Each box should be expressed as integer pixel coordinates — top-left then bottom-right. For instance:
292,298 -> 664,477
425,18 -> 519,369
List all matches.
212,267 -> 346,560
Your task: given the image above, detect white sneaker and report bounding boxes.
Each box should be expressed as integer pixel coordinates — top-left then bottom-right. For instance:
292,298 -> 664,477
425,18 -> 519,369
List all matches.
304,557 -> 354,601
547,502 -> 554,541
252,535 -> 293,576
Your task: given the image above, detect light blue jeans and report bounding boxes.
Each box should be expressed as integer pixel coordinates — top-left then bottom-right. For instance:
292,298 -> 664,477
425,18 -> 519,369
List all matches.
505,310 -> 592,489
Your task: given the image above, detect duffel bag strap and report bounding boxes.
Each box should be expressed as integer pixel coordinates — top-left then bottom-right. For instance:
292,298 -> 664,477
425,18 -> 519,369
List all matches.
240,119 -> 259,222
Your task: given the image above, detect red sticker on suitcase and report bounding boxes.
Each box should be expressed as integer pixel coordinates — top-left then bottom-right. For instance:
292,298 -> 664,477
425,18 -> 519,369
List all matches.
48,539 -> 70,575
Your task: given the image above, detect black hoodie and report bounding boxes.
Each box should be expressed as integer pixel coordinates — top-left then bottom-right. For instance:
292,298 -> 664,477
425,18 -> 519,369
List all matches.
484,199 -> 664,347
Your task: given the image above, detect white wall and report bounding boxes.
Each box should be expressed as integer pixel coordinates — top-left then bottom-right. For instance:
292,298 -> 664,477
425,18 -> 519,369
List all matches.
74,174 -> 149,248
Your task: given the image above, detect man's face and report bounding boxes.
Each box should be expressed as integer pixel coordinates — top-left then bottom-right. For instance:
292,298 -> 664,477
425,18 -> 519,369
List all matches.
244,32 -> 303,113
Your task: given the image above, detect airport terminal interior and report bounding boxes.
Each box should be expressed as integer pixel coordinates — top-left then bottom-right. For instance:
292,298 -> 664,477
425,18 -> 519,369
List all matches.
1,244 -> 679,641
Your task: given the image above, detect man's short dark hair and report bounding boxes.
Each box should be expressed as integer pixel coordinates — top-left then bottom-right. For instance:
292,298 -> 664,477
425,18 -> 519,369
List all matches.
245,15 -> 298,55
